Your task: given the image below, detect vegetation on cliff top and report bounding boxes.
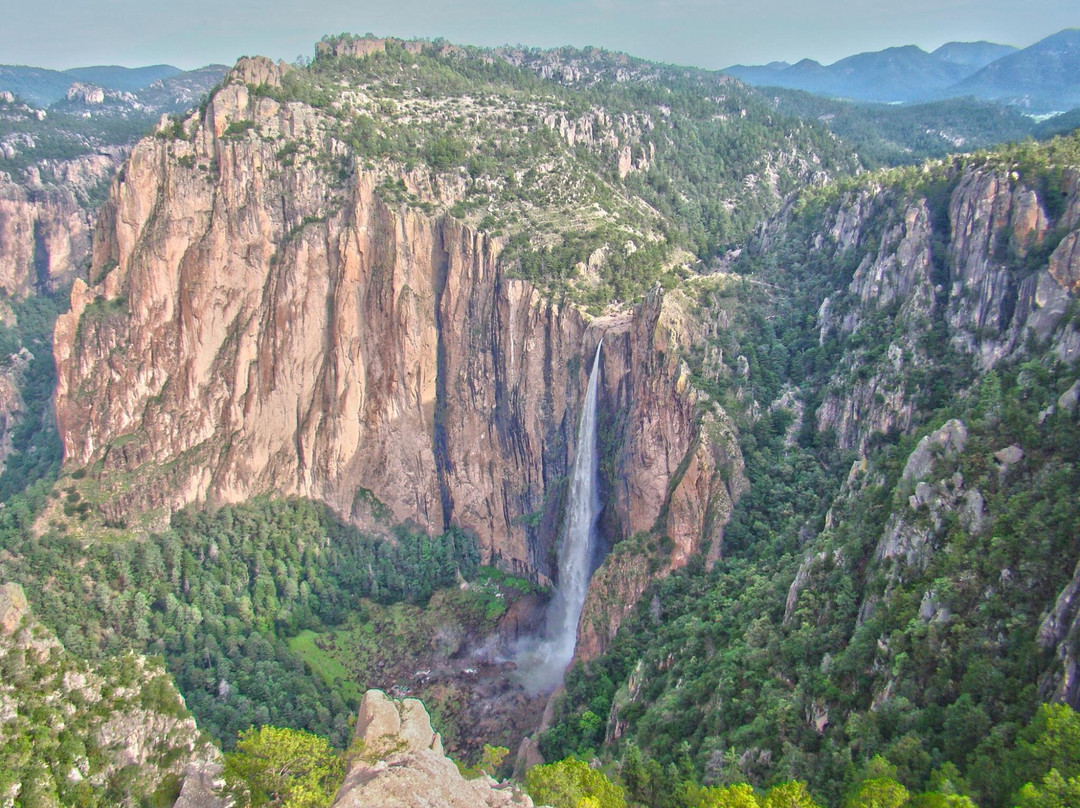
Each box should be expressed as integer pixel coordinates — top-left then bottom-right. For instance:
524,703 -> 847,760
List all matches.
177,34 -> 858,309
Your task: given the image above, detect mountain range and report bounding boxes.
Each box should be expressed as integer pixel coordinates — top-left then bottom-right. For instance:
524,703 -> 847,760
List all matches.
0,61 -> 227,107
725,28 -> 1080,113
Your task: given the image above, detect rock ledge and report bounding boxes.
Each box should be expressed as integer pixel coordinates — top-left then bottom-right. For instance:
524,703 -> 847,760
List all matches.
332,689 -> 536,808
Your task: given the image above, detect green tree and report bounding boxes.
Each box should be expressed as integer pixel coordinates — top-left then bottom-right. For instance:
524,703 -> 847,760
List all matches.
908,794 -> 979,808
846,778 -> 910,808
763,781 -> 822,808
222,726 -> 343,807
698,782 -> 761,808
478,744 -> 509,777
524,758 -> 626,808
1015,769 -> 1080,808
1014,704 -> 1080,783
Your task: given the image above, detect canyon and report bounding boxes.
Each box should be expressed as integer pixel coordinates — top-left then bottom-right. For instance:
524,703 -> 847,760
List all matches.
51,55 -> 747,658
2,32 -> 1080,808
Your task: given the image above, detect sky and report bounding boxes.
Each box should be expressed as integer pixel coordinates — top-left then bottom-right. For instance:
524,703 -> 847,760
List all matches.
2,0 -> 1077,72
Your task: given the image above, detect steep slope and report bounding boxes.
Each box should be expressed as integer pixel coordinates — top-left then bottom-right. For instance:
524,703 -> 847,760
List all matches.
541,133 -> 1080,806
0,151 -> 122,296
0,582 -> 221,808
0,63 -> 224,494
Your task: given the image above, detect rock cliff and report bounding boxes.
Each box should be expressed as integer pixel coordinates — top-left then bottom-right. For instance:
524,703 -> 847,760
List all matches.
1039,556 -> 1080,708
0,152 -> 122,297
762,161 -> 1080,454
331,689 -> 536,807
0,349 -> 28,476
577,286 -> 747,659
53,57 -> 743,600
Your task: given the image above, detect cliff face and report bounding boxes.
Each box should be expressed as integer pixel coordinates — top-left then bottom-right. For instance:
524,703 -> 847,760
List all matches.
789,163 -> 1080,453
947,165 -> 1080,367
53,57 -> 741,605
0,153 -> 121,297
577,287 -> 748,659
0,349 -> 28,476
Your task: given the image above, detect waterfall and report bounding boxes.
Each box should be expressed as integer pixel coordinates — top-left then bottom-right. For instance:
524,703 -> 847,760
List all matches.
516,341 -> 603,693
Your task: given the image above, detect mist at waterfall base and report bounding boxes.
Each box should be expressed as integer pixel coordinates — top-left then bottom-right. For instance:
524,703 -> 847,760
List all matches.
514,342 -> 603,694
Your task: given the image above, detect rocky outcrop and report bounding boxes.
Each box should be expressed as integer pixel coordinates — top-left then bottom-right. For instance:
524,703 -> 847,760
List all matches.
0,581 -> 29,634
331,689 -> 535,807
1038,557 -> 1080,709
0,152 -> 122,296
316,36 -> 427,60
806,163 -> 1080,453
174,759 -> 226,808
873,419 -> 982,572
900,418 -> 968,483
811,193 -> 936,452
946,165 -> 1078,367
541,109 -> 655,178
0,348 -> 30,476
53,59 -> 742,599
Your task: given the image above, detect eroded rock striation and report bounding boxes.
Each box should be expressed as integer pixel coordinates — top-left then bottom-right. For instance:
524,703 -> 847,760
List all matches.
769,163 -> 1080,454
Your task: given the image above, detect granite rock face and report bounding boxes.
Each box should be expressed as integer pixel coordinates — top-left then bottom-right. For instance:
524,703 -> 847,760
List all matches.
797,164 -> 1080,454
1039,558 -> 1080,708
52,56 -> 746,656
0,152 -> 122,297
331,690 -> 536,808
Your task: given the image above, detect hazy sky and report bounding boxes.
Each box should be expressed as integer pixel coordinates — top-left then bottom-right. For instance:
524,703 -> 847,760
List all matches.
3,0 -> 1077,71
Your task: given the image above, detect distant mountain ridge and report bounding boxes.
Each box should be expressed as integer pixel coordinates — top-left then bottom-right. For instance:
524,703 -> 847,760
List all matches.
775,44 -> 972,103
930,40 -> 1018,69
62,64 -> 183,92
725,29 -> 1079,113
950,28 -> 1080,112
0,62 -> 217,107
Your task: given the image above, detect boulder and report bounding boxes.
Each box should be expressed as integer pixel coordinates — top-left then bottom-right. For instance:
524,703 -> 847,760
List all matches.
332,690 -> 536,808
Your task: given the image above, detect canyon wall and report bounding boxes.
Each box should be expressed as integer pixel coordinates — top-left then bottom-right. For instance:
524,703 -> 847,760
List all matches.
767,164 -> 1080,454
53,57 -> 742,612
0,153 -> 122,297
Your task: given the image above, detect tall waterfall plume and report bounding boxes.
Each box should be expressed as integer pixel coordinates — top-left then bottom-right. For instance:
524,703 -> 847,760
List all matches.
516,340 -> 603,692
